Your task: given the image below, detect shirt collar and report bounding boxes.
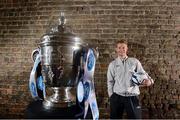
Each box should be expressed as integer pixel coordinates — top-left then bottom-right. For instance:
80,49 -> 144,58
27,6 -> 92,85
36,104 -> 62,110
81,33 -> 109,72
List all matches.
118,56 -> 128,61
116,56 -> 128,65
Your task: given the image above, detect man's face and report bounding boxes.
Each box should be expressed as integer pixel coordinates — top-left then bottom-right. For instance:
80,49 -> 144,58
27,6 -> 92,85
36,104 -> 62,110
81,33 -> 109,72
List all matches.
116,43 -> 128,57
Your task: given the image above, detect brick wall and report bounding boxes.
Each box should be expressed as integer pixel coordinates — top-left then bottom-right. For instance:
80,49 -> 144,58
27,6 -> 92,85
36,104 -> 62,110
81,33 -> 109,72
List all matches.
0,0 -> 179,118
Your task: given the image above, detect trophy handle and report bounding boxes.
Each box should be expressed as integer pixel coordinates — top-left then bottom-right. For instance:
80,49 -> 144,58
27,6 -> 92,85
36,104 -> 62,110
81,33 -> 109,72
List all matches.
31,48 -> 40,62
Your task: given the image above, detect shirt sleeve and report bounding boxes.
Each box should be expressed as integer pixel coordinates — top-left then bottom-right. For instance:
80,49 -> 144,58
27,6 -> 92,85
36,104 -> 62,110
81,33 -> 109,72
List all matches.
107,62 -> 115,97
136,59 -> 152,81
136,59 -> 146,74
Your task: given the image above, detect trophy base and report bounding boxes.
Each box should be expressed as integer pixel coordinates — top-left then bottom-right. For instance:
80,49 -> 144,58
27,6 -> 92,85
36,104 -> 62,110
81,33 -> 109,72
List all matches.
43,87 -> 76,109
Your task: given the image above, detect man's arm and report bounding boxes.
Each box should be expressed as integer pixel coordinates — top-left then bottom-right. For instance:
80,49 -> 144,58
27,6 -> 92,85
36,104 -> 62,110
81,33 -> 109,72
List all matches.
107,63 -> 115,97
136,60 -> 154,87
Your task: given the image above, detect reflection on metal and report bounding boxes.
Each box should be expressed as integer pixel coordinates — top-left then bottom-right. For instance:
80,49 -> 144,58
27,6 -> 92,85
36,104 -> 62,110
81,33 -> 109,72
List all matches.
39,13 -> 85,108
43,87 -> 76,109
29,12 -> 99,119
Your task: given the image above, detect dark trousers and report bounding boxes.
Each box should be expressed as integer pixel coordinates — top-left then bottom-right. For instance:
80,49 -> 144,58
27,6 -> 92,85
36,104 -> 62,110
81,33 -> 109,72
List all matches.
110,93 -> 141,119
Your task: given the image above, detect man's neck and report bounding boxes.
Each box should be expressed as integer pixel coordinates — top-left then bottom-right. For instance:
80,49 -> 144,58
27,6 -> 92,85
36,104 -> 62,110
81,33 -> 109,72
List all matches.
119,55 -> 128,59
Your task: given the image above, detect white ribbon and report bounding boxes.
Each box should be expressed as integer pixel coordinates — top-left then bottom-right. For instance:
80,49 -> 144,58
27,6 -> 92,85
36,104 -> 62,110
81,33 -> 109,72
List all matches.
82,48 -> 99,120
29,50 -> 46,100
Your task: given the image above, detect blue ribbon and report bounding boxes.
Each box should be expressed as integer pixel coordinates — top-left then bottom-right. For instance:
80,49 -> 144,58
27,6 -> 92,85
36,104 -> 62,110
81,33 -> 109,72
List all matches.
29,50 -> 46,100
77,48 -> 99,120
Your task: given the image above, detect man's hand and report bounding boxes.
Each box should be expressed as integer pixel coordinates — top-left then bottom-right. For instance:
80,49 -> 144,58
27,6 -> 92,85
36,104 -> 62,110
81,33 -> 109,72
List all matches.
140,79 -> 154,87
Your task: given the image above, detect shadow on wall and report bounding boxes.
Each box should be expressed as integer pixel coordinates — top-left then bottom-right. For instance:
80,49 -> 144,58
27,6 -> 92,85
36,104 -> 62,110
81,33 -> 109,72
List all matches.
108,42 -> 146,61
101,42 -> 179,119
140,62 -> 179,119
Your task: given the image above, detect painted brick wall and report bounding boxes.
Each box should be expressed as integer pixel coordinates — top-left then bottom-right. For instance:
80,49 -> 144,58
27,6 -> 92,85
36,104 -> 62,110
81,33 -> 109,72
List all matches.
0,0 -> 179,118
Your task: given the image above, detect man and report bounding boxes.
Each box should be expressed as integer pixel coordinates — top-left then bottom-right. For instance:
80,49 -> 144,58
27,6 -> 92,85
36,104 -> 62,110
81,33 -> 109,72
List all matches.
107,40 -> 154,119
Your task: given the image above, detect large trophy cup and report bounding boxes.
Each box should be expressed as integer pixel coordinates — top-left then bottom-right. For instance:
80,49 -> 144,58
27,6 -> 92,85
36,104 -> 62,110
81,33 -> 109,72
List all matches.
29,13 -> 99,119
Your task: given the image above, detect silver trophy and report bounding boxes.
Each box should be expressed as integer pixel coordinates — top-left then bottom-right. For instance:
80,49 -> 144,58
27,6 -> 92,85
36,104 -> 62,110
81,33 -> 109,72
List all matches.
29,13 -> 99,119
39,13 -> 86,108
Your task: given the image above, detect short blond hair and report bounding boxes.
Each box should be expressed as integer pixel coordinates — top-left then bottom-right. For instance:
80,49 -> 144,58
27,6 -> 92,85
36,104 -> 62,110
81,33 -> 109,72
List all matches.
115,39 -> 128,46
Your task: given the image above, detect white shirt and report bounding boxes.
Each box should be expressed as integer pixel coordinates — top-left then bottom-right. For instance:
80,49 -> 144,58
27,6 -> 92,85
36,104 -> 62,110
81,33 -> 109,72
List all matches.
107,56 -> 147,97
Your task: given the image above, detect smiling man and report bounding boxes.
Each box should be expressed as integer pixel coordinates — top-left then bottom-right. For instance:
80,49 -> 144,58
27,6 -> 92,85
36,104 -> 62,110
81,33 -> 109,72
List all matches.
107,40 -> 154,119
